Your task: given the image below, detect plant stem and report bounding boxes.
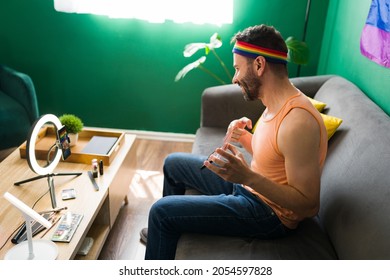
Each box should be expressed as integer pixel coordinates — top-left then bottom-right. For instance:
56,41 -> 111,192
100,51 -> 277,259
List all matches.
198,65 -> 226,85
211,49 -> 233,81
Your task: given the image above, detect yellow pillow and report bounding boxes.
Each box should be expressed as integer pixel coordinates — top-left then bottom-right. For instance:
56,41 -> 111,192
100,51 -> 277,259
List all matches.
308,97 -> 343,139
307,96 -> 327,112
321,113 -> 343,140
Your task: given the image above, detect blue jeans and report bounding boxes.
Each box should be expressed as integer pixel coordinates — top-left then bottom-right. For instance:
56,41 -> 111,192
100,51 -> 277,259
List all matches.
145,152 -> 289,260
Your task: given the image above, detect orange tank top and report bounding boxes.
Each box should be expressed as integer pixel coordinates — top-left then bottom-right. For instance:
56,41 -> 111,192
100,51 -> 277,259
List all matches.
244,92 -> 327,229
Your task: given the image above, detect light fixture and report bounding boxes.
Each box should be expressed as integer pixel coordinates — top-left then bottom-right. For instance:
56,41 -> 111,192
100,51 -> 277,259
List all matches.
3,192 -> 58,260
14,114 -> 82,209
27,114 -> 63,175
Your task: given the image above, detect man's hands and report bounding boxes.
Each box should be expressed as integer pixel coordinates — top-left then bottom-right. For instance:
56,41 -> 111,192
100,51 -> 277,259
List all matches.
227,117 -> 253,144
203,117 -> 254,183
203,143 -> 253,184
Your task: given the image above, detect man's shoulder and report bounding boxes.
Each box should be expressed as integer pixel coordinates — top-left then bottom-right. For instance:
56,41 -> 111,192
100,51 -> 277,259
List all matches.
278,108 -> 322,153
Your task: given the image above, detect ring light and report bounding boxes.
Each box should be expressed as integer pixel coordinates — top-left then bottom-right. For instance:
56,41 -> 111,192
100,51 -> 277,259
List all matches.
26,114 -> 62,175
15,114 -> 82,209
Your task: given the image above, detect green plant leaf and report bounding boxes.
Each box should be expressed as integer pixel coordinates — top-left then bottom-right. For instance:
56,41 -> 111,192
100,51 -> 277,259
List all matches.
175,56 -> 207,82
209,32 -> 222,49
183,43 -> 207,57
182,32 -> 222,58
285,36 -> 310,65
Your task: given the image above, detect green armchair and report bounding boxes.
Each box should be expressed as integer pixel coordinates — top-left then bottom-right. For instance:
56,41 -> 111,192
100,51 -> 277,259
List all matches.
0,64 -> 39,150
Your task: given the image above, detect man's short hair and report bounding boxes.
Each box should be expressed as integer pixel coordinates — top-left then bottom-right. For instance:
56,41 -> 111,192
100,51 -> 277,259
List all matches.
231,24 -> 288,75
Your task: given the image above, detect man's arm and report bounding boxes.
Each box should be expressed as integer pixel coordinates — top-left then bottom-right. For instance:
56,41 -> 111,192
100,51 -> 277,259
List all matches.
275,108 -> 322,216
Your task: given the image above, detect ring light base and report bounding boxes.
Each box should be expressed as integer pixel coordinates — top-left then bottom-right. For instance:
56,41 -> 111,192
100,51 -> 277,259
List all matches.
3,192 -> 58,260
4,240 -> 58,260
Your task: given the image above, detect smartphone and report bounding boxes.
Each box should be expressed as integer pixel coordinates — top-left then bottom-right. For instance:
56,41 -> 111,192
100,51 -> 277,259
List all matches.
57,125 -> 71,160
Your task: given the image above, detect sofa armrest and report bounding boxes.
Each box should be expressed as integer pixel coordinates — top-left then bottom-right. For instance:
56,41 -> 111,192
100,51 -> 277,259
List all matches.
200,84 -> 264,129
0,65 -> 39,124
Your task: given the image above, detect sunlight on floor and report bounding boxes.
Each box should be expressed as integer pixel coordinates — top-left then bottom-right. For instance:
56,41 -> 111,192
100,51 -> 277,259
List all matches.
129,169 -> 164,199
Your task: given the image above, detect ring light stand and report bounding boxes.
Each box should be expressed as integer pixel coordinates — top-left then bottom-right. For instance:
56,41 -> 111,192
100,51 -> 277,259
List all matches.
14,114 -> 82,209
3,192 -> 58,260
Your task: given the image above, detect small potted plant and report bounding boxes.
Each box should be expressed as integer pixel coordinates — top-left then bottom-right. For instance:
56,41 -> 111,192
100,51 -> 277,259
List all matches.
59,114 -> 84,146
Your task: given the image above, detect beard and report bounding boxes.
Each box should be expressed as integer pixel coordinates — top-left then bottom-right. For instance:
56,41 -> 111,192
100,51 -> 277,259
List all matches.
238,67 -> 261,101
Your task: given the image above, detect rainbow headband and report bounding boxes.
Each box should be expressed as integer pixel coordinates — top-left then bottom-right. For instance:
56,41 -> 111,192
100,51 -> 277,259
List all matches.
233,40 -> 288,64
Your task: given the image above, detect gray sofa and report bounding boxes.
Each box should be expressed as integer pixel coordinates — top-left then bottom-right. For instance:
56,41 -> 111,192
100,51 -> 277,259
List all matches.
175,75 -> 390,260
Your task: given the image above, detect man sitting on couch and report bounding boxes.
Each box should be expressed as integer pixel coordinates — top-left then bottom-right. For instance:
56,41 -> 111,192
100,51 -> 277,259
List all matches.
143,24 -> 328,260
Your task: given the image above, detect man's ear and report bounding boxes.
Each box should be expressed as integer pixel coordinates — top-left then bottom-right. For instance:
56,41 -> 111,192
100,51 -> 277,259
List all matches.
255,56 -> 266,75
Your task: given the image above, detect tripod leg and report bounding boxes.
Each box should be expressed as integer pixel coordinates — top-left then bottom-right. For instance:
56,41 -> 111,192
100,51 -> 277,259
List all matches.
14,175 -> 47,186
14,172 -> 82,186
54,172 -> 83,177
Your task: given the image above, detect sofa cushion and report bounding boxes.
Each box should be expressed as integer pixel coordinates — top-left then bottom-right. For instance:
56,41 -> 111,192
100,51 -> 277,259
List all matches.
200,84 -> 264,129
176,217 -> 337,259
191,127 -> 226,156
314,76 -> 390,259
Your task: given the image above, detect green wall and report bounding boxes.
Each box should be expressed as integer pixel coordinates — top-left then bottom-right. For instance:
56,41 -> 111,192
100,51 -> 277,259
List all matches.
318,0 -> 390,116
0,0 -> 328,134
